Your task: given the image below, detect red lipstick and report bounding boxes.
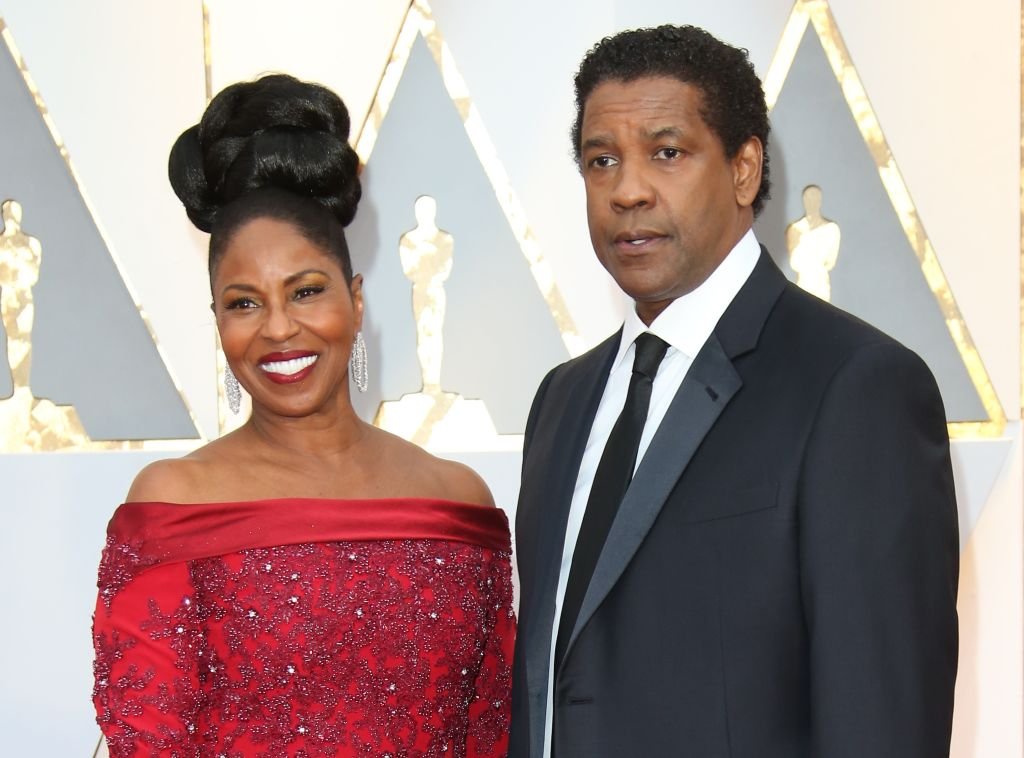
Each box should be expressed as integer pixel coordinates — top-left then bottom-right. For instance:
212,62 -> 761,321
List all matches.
258,350 -> 320,385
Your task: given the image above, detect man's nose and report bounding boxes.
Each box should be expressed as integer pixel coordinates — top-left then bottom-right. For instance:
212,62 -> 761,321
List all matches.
610,160 -> 654,211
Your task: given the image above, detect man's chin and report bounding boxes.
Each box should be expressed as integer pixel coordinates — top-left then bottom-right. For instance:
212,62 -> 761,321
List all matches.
615,278 -> 685,306
624,293 -> 680,325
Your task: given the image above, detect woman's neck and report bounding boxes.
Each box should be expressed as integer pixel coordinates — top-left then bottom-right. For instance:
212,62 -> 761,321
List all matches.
242,398 -> 368,461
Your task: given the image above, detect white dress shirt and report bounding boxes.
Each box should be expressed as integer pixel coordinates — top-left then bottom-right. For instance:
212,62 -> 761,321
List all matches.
542,229 -> 762,757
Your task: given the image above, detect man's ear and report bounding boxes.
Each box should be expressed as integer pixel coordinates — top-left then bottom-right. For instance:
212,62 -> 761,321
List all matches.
733,136 -> 763,209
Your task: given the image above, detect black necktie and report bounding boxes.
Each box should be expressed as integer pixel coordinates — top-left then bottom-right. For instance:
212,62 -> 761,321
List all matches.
554,332 -> 670,673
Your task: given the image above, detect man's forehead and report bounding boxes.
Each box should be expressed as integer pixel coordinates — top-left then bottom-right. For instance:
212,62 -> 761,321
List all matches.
581,77 -> 706,131
585,74 -> 703,98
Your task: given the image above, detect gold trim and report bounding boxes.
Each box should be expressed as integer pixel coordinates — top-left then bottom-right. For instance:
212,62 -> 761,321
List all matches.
354,0 -> 584,358
763,3 -> 810,111
203,1 -> 237,435
0,17 -> 204,451
202,1 -> 250,435
202,0 -> 213,103
765,0 -> 1006,438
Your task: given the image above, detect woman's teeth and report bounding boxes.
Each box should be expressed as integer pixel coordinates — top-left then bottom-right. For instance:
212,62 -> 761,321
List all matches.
260,355 -> 318,375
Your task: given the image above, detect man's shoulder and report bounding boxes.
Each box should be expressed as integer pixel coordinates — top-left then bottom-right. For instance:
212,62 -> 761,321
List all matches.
544,331 -> 620,384
770,281 -> 911,358
757,281 -> 945,408
523,332 -> 618,442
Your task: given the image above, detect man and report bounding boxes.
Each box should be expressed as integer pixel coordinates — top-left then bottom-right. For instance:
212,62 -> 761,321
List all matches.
510,25 -> 958,758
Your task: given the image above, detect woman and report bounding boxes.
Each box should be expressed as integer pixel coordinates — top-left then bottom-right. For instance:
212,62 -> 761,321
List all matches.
92,74 -> 514,757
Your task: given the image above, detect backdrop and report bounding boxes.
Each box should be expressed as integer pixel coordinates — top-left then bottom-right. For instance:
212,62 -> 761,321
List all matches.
0,1 -> 1019,755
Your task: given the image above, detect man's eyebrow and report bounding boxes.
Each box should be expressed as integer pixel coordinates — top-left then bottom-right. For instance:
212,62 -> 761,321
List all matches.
580,135 -> 613,153
582,126 -> 685,153
646,126 -> 684,141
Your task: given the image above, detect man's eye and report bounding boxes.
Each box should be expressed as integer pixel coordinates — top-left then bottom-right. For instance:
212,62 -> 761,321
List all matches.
294,285 -> 325,300
589,155 -> 618,169
225,297 -> 257,310
655,147 -> 682,160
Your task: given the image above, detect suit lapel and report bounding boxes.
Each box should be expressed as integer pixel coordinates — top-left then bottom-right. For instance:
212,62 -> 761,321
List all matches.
564,333 -> 741,660
563,249 -> 787,664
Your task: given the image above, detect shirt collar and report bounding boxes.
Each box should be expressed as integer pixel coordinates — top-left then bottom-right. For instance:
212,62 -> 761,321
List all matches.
612,228 -> 761,374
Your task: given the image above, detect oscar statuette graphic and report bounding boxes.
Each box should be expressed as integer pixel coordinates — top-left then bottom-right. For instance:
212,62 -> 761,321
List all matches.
400,195 -> 454,398
785,184 -> 841,302
0,199 -> 88,450
374,195 -> 499,448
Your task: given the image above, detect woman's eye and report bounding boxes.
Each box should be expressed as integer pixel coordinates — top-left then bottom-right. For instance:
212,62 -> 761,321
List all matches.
225,297 -> 257,310
295,285 -> 325,300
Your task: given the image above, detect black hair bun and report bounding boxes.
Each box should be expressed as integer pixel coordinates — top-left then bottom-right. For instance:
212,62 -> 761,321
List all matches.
168,74 -> 361,233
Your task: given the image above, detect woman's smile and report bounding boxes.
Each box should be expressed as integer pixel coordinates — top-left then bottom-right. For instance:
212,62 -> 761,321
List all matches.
258,350 -> 320,383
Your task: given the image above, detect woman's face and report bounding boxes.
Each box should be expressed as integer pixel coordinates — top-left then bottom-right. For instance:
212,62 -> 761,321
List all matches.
213,216 -> 362,418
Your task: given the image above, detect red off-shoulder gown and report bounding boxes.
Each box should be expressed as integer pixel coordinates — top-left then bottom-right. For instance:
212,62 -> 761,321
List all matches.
92,498 -> 515,757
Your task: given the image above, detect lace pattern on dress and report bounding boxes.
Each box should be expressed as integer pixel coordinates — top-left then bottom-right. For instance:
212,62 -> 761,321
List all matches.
93,538 -> 513,757
96,534 -> 156,611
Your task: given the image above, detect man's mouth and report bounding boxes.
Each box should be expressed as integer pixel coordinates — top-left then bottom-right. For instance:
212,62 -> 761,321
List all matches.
615,230 -> 667,250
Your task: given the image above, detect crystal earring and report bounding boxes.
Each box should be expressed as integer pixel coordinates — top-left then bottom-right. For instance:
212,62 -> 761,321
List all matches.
224,363 -> 242,414
350,331 -> 368,393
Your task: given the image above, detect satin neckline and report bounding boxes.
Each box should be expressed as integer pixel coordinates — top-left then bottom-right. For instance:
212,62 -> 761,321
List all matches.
108,497 -> 511,568
121,496 -> 498,509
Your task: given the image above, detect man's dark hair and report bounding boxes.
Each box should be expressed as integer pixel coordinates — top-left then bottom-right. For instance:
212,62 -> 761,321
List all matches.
572,25 -> 771,216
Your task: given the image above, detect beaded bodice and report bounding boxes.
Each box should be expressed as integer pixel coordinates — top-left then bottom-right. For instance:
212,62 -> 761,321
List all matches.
92,499 -> 514,758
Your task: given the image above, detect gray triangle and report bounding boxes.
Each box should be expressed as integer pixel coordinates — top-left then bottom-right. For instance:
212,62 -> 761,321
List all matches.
0,37 -> 198,440
754,27 -> 987,422
951,438 -> 1014,548
347,36 -> 569,434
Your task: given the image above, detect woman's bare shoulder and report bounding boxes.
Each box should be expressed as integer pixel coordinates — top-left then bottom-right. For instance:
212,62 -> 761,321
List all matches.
434,457 -> 495,508
125,457 -> 205,504
374,431 -> 495,507
124,435 -> 241,503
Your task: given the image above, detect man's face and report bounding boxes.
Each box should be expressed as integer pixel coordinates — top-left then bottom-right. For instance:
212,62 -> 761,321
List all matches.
579,76 -> 761,324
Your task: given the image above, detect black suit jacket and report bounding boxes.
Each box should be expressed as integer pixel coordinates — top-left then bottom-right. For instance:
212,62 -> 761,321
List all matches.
510,250 -> 958,758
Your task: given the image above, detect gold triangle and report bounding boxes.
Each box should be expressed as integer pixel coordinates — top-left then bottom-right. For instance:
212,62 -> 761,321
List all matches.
0,18 -> 204,451
355,0 -> 583,358
764,0 -> 1005,438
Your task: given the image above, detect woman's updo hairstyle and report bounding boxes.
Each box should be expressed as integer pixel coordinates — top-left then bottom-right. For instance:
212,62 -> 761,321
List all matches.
168,74 -> 361,282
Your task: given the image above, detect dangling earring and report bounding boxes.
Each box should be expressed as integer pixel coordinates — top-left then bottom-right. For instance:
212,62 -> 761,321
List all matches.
350,331 -> 368,393
224,363 -> 242,414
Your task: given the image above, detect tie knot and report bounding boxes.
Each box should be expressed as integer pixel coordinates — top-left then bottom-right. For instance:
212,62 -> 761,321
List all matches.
632,333 -> 669,380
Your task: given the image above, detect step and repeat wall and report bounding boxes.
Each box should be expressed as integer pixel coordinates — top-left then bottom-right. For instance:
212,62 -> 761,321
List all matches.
0,1 -> 1019,755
